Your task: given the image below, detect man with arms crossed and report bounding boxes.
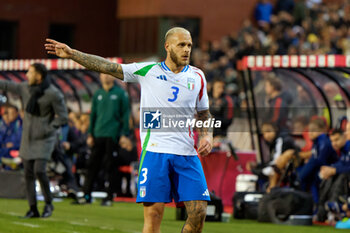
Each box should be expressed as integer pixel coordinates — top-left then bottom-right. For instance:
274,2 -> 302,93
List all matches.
45,27 -> 213,233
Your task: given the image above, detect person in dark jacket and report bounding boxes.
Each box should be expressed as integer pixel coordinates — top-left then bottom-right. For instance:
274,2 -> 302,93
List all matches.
76,73 -> 130,206
275,0 -> 295,14
248,122 -> 297,192
316,129 -> 350,222
209,78 -> 234,138
0,63 -> 68,218
51,124 -> 80,197
264,75 -> 291,131
298,118 -> 339,204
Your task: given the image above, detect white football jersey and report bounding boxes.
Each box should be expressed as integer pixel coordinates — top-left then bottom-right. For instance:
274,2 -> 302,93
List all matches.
121,61 -> 209,156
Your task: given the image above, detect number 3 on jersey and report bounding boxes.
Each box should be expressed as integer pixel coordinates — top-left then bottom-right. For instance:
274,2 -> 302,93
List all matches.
168,86 -> 179,102
139,168 -> 148,184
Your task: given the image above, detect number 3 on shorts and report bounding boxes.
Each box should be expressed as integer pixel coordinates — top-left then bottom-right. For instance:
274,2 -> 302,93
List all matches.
168,86 -> 179,102
140,168 -> 148,184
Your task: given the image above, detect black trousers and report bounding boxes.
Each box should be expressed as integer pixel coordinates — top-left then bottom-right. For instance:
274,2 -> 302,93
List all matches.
23,159 -> 52,208
317,173 -> 350,221
52,147 -> 79,192
83,137 -> 119,199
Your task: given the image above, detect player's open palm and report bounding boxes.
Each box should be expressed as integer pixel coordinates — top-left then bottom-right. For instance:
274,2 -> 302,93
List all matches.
45,39 -> 73,58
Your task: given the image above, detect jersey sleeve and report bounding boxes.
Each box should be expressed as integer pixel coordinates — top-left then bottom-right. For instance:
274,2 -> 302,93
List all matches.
121,62 -> 156,83
121,63 -> 141,83
195,70 -> 209,112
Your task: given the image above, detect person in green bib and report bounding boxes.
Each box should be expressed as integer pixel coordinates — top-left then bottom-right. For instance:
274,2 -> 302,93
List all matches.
77,73 -> 130,206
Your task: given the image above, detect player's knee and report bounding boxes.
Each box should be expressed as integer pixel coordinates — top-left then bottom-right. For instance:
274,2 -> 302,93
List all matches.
145,208 -> 163,224
187,204 -> 207,222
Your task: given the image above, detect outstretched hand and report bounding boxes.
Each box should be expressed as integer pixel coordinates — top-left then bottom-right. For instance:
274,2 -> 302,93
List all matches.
198,135 -> 213,157
45,39 -> 73,58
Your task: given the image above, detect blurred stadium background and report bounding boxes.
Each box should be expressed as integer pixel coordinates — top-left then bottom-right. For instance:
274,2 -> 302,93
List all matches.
0,0 -> 350,232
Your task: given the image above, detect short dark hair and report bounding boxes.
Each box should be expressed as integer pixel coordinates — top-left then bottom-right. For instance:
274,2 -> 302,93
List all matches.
212,78 -> 225,84
31,63 -> 47,80
261,121 -> 279,132
309,117 -> 328,130
293,116 -> 308,127
266,76 -> 282,91
330,128 -> 344,136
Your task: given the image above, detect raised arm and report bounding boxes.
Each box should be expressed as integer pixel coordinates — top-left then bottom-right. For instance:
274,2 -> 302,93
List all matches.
196,109 -> 213,156
0,80 -> 24,95
45,39 -> 124,80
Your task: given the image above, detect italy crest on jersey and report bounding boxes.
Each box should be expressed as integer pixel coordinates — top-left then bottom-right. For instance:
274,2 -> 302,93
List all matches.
140,186 -> 146,197
187,77 -> 195,91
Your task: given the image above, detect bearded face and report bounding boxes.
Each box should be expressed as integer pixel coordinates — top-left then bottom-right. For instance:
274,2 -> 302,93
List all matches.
170,48 -> 189,67
165,31 -> 192,69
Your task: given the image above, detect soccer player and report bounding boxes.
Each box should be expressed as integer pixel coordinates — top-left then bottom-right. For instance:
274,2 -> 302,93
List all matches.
45,27 -> 213,233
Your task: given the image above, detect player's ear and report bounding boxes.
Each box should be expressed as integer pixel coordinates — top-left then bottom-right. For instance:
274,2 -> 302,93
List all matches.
165,42 -> 170,52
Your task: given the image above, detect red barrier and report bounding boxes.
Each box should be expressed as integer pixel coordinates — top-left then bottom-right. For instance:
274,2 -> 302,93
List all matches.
200,151 -> 256,206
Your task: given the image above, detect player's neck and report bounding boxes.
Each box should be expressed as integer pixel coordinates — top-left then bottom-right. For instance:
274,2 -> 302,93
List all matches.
164,59 -> 184,74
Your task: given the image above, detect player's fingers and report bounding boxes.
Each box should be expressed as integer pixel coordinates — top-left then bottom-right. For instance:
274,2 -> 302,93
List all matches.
198,148 -> 205,155
46,38 -> 58,44
207,144 -> 213,152
198,143 -> 210,155
203,144 -> 212,154
44,44 -> 56,49
44,46 -> 55,51
47,51 -> 57,55
199,147 -> 210,156
197,142 -> 207,153
202,140 -> 211,149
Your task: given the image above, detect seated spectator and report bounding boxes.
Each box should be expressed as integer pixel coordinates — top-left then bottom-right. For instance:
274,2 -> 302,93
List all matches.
292,116 -> 313,152
248,122 -> 297,192
316,129 -> 350,222
306,0 -> 322,9
0,105 -> 22,168
74,113 -> 91,187
209,78 -> 234,138
275,0 -> 294,14
54,123 -> 80,198
255,0 -> 274,26
298,117 -> 339,204
116,135 -> 138,197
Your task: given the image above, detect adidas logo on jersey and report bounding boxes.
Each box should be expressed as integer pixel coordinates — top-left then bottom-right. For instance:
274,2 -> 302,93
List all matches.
202,189 -> 210,197
156,75 -> 167,81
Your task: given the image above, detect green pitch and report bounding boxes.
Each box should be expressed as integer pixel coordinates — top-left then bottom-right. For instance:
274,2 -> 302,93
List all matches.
0,198 -> 340,233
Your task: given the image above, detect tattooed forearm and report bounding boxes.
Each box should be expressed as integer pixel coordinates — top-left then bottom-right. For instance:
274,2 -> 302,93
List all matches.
71,49 -> 124,80
182,201 -> 207,233
196,109 -> 213,138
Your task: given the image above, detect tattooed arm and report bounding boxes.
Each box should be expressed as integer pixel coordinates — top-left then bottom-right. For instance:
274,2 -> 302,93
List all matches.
45,39 -> 124,80
196,109 -> 213,156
